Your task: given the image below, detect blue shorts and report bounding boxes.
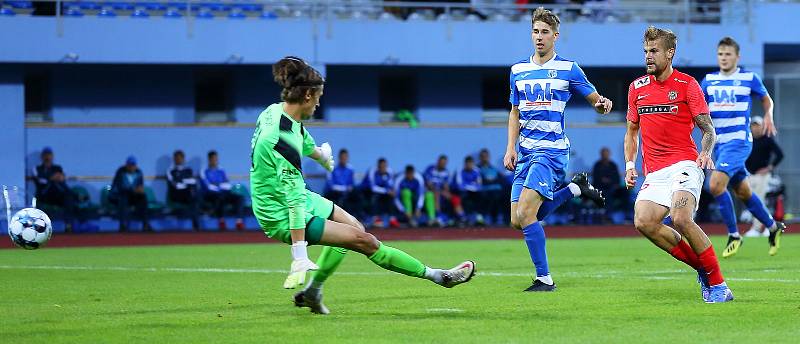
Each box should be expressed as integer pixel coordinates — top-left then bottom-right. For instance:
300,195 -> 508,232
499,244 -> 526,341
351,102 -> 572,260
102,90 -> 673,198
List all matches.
510,151 -> 569,203
713,142 -> 752,186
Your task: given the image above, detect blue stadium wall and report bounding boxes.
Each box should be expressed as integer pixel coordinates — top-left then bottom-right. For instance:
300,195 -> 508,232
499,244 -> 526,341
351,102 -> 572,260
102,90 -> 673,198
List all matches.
2,1 -> 799,203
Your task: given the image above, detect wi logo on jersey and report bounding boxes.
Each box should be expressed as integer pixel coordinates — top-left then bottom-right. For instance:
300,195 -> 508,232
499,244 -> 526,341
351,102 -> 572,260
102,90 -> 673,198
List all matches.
712,88 -> 738,107
523,81 -> 554,106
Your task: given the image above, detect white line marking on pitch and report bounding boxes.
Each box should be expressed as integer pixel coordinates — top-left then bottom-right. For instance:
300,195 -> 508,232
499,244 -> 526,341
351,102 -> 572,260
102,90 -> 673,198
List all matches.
427,308 -> 464,313
0,265 -> 797,283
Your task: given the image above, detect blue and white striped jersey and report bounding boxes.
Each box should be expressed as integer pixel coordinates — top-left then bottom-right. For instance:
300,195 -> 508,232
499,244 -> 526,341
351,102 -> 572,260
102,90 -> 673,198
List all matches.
509,54 -> 596,156
700,67 -> 769,146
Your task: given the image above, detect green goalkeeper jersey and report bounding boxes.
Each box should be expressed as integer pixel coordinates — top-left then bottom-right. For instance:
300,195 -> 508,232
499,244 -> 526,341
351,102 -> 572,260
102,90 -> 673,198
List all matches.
250,103 -> 316,232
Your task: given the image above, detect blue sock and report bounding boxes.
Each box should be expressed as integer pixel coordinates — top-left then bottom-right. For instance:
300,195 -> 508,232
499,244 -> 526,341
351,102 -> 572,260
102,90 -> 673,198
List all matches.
745,195 -> 775,229
715,191 -> 738,235
663,216 -> 672,226
522,222 -> 549,277
537,187 -> 575,221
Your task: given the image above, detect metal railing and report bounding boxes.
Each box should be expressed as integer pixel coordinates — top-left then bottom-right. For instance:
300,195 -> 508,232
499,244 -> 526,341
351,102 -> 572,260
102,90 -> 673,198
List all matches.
767,73 -> 800,216
6,0 -> 744,26
0,0 -> 752,41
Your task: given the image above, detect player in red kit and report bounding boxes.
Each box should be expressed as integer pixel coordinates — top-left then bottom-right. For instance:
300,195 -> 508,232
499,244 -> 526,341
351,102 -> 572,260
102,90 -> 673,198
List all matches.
624,27 -> 733,303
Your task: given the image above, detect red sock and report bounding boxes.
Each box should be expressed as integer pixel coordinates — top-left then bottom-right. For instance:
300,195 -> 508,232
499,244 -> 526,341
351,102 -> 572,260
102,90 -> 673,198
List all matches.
678,240 -> 702,269
697,246 -> 725,286
669,240 -> 701,270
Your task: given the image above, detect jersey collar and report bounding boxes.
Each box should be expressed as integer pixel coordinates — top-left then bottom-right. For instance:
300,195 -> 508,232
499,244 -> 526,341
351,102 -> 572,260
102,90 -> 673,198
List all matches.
719,67 -> 741,77
529,53 -> 558,67
279,102 -> 301,125
653,68 -> 675,85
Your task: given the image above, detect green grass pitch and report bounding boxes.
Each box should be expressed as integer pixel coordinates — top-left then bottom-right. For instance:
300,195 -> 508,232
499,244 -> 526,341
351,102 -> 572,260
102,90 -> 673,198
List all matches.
1,235 -> 798,343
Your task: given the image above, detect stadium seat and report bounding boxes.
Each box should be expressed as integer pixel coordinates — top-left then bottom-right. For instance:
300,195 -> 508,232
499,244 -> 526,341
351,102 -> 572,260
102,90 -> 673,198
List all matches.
349,10 -> 366,20
141,2 -> 166,11
260,10 -> 278,19
65,5 -> 86,16
406,12 -> 424,21
378,12 -> 398,21
288,9 -> 307,19
76,1 -> 101,10
235,3 -> 262,13
131,7 -> 149,18
97,6 -> 117,17
99,185 -> 159,217
164,7 -> 182,18
0,6 -> 15,16
195,8 -> 214,19
172,3 -> 188,11
206,2 -> 230,12
231,183 -> 251,208
109,2 -> 133,11
488,12 -> 509,22
71,186 -> 99,219
6,1 -> 32,9
231,183 -> 253,215
228,7 -> 246,19
144,186 -> 164,214
99,185 -> 114,216
450,9 -> 468,21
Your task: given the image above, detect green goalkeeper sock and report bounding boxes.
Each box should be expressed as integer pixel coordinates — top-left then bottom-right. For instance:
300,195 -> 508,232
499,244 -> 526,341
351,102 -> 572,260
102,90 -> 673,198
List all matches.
425,191 -> 436,221
368,243 -> 427,278
309,246 -> 348,288
401,188 -> 413,215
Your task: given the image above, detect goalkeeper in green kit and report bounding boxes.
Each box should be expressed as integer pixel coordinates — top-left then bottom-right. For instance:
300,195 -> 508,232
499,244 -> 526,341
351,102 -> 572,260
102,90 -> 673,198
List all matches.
250,56 -> 476,315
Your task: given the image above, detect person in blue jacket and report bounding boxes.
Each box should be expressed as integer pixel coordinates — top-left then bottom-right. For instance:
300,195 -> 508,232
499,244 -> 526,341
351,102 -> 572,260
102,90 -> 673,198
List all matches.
394,165 -> 425,227
110,156 -> 150,231
361,158 -> 396,228
324,149 -> 360,217
201,150 -> 244,231
453,155 -> 484,225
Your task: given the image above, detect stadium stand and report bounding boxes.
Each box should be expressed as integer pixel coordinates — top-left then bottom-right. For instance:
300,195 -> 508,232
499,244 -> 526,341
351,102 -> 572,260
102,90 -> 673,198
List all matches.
1,0 -> 799,232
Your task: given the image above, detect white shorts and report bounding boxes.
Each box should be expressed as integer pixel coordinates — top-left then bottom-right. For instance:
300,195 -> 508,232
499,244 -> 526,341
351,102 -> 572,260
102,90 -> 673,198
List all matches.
636,160 -> 704,210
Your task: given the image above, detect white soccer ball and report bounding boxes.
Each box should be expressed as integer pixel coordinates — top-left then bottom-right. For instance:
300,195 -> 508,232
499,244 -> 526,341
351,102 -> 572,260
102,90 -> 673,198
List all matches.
8,208 -> 53,250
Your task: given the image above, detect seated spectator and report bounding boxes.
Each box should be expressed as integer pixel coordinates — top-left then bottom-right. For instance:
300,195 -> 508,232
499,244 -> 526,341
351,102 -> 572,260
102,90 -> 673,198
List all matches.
453,155 -> 484,225
478,148 -> 504,225
31,147 -> 77,232
201,150 -> 244,231
167,150 -> 200,230
110,156 -> 150,231
591,147 -> 627,223
424,154 -> 464,226
394,165 -> 425,227
323,149 -> 360,217
361,157 -> 397,228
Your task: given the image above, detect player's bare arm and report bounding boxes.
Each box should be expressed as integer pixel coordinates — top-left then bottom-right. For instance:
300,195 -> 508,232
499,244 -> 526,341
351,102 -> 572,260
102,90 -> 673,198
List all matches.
693,114 -> 716,169
623,120 -> 640,189
585,92 -> 613,114
761,94 -> 777,136
504,105 -> 520,171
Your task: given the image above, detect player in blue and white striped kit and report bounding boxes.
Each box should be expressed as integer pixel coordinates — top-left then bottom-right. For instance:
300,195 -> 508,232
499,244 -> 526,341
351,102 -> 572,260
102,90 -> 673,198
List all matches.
700,37 -> 786,257
505,8 -> 612,292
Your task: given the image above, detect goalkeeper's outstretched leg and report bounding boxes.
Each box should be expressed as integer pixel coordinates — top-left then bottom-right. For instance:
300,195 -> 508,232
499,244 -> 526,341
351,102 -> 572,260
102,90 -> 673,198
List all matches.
293,205 -> 476,315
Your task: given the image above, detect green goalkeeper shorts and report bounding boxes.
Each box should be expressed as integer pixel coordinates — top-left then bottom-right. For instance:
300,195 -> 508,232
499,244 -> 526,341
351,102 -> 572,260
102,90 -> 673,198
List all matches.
260,191 -> 334,245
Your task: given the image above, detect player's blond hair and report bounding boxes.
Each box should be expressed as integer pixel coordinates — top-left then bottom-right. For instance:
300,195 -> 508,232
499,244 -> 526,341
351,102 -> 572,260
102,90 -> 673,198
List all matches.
531,7 -> 560,32
643,26 -> 677,51
718,36 -> 740,55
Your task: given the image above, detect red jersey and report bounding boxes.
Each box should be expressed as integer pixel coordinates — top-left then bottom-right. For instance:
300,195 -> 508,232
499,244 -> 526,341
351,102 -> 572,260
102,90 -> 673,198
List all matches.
626,69 -> 709,174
